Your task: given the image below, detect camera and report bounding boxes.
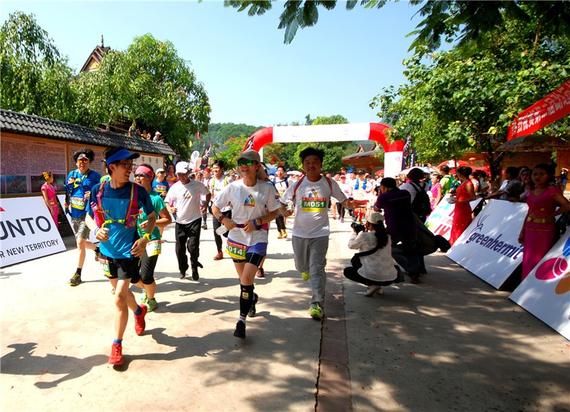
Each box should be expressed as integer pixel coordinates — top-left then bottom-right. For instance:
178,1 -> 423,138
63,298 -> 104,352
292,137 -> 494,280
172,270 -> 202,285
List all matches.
351,222 -> 365,234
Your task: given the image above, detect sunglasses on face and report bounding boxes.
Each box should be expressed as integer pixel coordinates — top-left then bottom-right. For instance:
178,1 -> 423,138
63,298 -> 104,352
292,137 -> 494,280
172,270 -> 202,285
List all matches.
237,159 -> 256,166
117,161 -> 134,169
134,174 -> 148,178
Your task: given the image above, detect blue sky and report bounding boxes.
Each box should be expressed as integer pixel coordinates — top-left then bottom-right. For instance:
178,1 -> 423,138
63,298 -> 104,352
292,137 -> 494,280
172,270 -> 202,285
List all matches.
1,1 -> 422,127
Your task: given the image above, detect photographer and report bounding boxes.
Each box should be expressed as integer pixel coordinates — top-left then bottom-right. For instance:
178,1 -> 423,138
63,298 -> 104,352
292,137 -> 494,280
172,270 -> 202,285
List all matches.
344,211 -> 403,297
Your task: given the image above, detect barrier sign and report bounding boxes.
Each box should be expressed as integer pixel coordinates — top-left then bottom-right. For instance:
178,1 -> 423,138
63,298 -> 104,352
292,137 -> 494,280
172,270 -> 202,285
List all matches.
447,199 -> 528,288
510,234 -> 570,340
426,196 -> 482,240
0,197 -> 65,267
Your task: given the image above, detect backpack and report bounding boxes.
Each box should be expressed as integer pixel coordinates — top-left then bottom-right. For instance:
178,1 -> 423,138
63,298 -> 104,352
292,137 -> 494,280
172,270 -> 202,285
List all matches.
410,182 -> 431,219
92,181 -> 139,228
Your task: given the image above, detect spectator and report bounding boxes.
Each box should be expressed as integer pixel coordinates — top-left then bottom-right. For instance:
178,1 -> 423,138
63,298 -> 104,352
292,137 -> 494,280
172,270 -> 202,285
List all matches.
518,164 -> 570,279
487,166 -> 522,200
439,165 -> 455,196
429,173 -> 443,210
343,211 -> 402,297
41,171 -> 59,228
449,166 -> 476,245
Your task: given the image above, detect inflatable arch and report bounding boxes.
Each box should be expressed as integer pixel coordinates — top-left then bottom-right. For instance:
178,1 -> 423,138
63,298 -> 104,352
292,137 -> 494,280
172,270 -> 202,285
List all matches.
244,123 -> 405,177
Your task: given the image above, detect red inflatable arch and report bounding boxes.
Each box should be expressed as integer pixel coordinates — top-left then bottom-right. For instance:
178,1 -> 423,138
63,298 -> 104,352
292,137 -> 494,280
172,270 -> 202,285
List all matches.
244,123 -> 403,153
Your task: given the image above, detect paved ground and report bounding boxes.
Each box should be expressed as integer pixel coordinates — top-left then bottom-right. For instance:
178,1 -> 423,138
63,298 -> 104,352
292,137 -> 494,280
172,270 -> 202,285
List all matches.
1,218 -> 569,411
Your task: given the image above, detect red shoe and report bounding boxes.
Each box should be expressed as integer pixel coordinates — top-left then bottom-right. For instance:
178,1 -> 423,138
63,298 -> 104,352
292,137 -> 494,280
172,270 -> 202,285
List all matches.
108,343 -> 123,366
134,305 -> 147,336
213,251 -> 223,261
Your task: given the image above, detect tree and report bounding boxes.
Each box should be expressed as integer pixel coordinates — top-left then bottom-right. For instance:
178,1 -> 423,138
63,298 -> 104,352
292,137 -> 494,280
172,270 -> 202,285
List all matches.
0,12 -> 76,121
226,1 -> 570,55
73,34 -> 210,157
370,11 -> 570,178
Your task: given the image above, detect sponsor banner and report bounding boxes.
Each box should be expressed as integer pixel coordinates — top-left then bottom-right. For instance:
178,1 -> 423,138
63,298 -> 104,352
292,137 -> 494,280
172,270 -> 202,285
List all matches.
273,123 -> 370,143
0,197 -> 65,267
57,195 -> 98,244
426,196 -> 483,240
507,80 -> 570,140
510,234 -> 570,340
447,200 -> 528,289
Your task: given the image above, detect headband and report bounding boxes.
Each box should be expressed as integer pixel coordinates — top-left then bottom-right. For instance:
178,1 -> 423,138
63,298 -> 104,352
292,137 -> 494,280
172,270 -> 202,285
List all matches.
135,165 -> 154,180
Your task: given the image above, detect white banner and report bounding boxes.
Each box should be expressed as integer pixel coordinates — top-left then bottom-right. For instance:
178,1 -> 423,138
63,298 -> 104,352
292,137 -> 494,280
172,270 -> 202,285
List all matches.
384,151 -> 403,178
0,197 -> 65,267
426,196 -> 483,240
57,195 -> 98,244
510,233 -> 570,340
447,200 -> 528,289
273,123 -> 370,143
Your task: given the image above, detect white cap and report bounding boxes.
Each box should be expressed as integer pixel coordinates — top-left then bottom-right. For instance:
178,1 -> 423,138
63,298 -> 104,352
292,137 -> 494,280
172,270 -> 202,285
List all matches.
175,161 -> 190,174
366,210 -> 384,224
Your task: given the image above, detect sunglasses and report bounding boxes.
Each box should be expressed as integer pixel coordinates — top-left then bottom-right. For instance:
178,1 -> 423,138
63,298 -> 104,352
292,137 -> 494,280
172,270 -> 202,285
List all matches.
134,173 -> 149,178
237,159 -> 256,166
117,161 -> 134,169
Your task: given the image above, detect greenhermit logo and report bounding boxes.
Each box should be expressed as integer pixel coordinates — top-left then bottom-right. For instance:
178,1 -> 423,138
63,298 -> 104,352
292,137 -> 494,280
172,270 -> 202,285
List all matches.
301,197 -> 327,212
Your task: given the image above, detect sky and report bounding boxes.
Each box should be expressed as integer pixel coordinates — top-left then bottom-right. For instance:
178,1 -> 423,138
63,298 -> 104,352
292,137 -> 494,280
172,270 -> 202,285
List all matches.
1,1 -> 423,127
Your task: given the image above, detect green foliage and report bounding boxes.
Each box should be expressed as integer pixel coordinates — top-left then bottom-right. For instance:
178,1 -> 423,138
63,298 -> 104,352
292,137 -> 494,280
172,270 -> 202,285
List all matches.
211,135 -> 249,170
370,11 -> 570,177
0,12 -> 76,121
73,34 -> 210,158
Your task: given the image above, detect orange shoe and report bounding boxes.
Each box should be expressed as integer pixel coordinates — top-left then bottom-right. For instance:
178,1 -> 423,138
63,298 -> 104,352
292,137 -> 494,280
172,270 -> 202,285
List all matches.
134,305 -> 147,336
108,343 -> 123,366
213,251 -> 223,261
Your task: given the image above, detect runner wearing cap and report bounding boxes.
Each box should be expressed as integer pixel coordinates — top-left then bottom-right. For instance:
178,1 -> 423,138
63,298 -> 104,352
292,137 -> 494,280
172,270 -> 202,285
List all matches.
281,147 -> 356,320
65,148 -> 101,287
133,163 -> 172,312
84,146 -> 156,366
165,161 -> 211,281
152,167 -> 169,200
209,160 -> 233,261
211,149 -> 281,339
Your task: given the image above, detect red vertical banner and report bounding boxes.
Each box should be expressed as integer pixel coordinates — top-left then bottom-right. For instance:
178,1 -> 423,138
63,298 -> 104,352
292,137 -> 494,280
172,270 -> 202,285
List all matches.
507,80 -> 570,141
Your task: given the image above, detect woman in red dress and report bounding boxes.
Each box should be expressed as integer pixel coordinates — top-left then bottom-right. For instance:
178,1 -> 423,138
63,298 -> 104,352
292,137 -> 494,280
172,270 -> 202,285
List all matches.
449,166 -> 476,245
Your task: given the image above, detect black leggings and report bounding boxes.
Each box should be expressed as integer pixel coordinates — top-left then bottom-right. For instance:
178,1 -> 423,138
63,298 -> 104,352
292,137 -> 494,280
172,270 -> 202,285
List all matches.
275,215 -> 286,231
212,210 -> 232,252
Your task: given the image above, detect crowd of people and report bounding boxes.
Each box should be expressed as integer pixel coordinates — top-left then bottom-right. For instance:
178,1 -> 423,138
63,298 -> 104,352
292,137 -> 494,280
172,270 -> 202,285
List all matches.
35,145 -> 569,367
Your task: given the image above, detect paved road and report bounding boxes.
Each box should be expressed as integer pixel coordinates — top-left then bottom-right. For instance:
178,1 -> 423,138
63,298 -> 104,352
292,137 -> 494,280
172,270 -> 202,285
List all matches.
1,218 -> 569,411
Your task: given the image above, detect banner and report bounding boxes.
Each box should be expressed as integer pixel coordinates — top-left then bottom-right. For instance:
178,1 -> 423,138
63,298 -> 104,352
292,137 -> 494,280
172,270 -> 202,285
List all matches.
507,80 -> 570,140
447,200 -> 528,289
426,196 -> 483,240
0,197 -> 65,267
510,233 -> 570,340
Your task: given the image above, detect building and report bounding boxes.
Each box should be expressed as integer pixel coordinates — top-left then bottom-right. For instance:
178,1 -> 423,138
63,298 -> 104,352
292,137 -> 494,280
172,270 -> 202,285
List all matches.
0,109 -> 175,196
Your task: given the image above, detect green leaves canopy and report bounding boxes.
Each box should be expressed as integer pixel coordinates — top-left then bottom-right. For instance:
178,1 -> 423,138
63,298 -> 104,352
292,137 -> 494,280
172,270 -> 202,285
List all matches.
73,34 -> 210,157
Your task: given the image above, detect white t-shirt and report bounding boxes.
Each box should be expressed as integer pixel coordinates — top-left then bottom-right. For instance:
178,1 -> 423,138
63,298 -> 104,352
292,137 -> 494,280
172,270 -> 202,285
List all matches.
164,180 -> 210,224
348,232 -> 397,282
210,175 -> 232,212
282,176 -> 347,239
213,180 -> 280,246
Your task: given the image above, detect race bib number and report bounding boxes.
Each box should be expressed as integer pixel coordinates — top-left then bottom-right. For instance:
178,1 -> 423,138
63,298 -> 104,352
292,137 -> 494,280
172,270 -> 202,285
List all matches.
145,240 -> 162,257
70,196 -> 86,210
227,240 -> 247,260
301,196 -> 327,212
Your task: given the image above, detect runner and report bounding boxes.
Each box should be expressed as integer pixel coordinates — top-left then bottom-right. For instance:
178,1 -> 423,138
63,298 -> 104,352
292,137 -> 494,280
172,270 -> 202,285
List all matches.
165,161 -> 211,281
281,147 -> 355,320
209,160 -> 232,261
211,149 -> 281,339
85,146 -> 156,366
273,165 -> 289,239
152,167 -> 169,200
65,148 -> 101,286
134,164 -> 172,312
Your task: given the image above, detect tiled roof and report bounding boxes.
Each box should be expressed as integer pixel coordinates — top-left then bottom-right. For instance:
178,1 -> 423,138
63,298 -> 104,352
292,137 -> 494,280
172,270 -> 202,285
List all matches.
0,109 -> 175,156
80,45 -> 111,72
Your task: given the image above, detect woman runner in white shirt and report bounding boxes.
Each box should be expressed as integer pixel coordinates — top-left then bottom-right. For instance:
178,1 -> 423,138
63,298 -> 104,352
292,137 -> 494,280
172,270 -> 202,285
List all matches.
211,150 -> 281,339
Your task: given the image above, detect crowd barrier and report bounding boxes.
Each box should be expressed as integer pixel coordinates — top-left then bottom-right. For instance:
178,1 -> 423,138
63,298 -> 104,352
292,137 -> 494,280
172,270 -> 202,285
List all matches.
0,196 -> 65,267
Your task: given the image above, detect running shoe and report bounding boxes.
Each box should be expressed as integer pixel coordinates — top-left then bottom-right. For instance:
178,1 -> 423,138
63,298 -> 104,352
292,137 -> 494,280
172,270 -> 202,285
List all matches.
309,303 -> 324,320
147,298 -> 158,312
108,343 -> 123,366
233,320 -> 246,339
202,223 -> 208,230
213,251 -> 223,261
68,273 -> 82,287
281,230 -> 287,238
134,305 -> 148,336
365,285 -> 383,297
301,271 -> 310,282
256,267 -> 265,278
192,268 -> 199,281
248,293 -> 258,317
